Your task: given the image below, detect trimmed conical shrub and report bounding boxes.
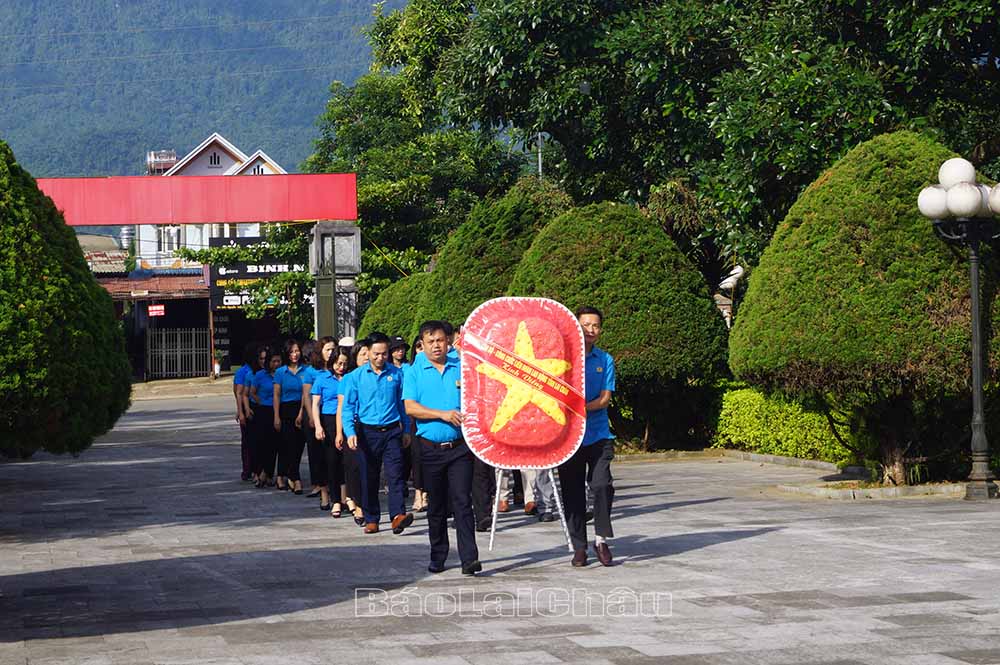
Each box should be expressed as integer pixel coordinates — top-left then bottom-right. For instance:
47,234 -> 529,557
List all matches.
730,131 -> 993,483
416,176 -> 572,329
358,271 -> 430,339
508,201 -> 728,446
0,140 -> 131,457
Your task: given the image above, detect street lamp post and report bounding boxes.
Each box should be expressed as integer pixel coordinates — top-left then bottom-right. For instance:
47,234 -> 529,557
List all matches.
918,158 -> 1000,500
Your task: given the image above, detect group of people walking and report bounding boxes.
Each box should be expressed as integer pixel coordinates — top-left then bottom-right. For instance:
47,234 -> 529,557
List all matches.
231,307 -> 618,573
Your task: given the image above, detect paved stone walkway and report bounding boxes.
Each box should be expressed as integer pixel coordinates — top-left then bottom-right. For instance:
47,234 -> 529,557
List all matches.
4,396 -> 1000,664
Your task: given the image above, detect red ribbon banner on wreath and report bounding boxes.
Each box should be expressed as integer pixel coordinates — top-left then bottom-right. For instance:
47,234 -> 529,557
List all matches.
461,297 -> 586,469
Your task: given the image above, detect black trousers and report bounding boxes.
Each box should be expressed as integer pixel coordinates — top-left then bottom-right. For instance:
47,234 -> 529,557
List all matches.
421,438 -> 478,566
409,434 -> 424,490
318,413 -> 344,490
252,403 -> 278,478
471,456 -> 496,525
239,422 -> 251,478
277,401 -> 305,481
558,438 -> 615,551
305,419 -> 324,486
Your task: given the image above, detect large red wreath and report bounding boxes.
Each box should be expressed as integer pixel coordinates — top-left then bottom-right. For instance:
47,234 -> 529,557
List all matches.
461,297 -> 585,469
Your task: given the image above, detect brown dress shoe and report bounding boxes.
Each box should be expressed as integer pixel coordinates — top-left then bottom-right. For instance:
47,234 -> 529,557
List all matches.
363,522 -> 379,534
571,548 -> 588,567
391,513 -> 414,534
497,500 -> 510,513
524,501 -> 537,515
594,541 -> 613,566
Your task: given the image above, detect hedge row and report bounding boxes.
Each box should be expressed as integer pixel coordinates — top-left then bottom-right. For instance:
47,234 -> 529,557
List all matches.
711,387 -> 852,465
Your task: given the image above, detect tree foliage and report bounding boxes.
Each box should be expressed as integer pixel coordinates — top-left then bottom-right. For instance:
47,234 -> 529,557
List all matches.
508,202 -> 729,447
416,176 -> 572,329
357,271 -> 430,340
302,72 -> 521,310
428,0 -> 1000,263
0,140 -> 131,457
729,131 -> 997,483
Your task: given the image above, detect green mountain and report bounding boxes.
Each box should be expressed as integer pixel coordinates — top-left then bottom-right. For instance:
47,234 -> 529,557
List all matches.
0,0 -> 403,177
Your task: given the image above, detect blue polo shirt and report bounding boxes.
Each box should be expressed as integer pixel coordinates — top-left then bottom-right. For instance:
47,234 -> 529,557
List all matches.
234,364 -> 252,390
582,346 -> 616,446
402,352 -> 462,443
300,365 -> 319,388
341,363 -> 407,437
274,364 -> 306,403
310,370 -> 341,415
251,369 -> 276,407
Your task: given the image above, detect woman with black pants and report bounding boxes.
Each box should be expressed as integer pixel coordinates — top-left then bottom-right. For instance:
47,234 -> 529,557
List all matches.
249,348 -> 282,487
312,346 -> 352,517
273,339 -> 306,493
338,340 -> 370,525
303,337 -> 334,509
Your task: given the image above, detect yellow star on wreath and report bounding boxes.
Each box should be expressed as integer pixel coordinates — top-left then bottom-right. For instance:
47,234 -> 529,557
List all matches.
476,321 -> 573,433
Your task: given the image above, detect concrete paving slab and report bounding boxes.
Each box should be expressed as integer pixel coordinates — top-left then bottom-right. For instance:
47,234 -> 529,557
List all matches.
4,396 -> 1000,664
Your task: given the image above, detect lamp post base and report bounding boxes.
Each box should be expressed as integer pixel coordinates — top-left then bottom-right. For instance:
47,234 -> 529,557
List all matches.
964,480 -> 998,501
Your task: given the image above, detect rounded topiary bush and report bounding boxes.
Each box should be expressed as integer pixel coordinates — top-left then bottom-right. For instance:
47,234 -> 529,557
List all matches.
416,176 -> 572,327
0,140 -> 131,457
730,130 -> 991,483
358,270 -> 430,339
508,201 -> 729,447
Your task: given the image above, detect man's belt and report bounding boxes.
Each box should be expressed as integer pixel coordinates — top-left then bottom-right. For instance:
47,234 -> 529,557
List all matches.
360,421 -> 401,432
421,436 -> 464,449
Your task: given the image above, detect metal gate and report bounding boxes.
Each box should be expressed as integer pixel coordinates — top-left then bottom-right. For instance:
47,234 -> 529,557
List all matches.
146,328 -> 210,380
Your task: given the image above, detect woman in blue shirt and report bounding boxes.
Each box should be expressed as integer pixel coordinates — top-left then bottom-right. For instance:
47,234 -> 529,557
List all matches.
273,339 -> 307,494
312,345 -> 352,517
302,337 -> 333,507
233,341 -> 258,482
249,347 -> 282,488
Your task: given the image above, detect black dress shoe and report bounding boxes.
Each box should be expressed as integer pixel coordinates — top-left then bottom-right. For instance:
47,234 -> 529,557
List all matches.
320,503 -> 332,511
306,489 -> 321,498
293,488 -> 303,495
475,518 -> 492,532
427,562 -> 446,574
461,560 -> 482,575
585,511 -> 594,523
538,512 -> 555,523
571,548 -> 588,567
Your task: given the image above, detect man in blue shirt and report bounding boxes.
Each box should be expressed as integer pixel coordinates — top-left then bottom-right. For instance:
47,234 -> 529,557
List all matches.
559,306 -> 617,568
403,320 -> 481,576
342,332 -> 413,535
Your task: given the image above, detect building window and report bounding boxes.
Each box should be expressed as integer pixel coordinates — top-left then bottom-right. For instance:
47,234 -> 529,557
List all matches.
156,225 -> 180,253
251,163 -> 265,175
208,151 -> 221,167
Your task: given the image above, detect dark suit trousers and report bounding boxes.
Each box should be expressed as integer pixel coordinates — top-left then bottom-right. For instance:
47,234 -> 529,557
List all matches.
421,438 -> 479,566
357,424 -> 406,524
471,456 -> 496,524
558,438 -> 615,551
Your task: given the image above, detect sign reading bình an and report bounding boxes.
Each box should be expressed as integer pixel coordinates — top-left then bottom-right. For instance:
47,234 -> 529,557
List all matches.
461,297 -> 586,469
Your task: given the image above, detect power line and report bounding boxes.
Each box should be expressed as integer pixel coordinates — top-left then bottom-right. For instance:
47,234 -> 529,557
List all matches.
0,14 -> 361,41
0,64 -> 337,92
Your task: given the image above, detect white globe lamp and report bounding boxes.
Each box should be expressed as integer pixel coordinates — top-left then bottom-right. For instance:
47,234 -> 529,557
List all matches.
939,157 -> 977,189
947,182 -> 984,218
917,185 -> 949,219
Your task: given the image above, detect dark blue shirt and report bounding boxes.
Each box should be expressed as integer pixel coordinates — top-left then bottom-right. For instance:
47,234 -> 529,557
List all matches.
402,352 -> 462,443
341,363 -> 407,436
582,346 -> 616,446
274,365 -> 306,403
251,369 -> 276,407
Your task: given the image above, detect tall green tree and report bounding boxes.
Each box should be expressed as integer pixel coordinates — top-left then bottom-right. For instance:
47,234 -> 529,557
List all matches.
434,0 -> 1000,263
302,72 -> 521,307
